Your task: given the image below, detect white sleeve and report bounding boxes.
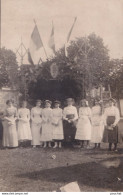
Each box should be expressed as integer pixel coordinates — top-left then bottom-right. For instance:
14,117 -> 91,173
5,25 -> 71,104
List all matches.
74,107 -> 78,120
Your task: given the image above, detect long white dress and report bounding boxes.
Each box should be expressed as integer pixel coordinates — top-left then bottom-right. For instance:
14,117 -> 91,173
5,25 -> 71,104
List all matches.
2,106 -> 18,147
75,107 -> 92,140
40,108 -> 53,142
52,108 -> 64,140
91,105 -> 104,143
17,108 -> 32,141
31,107 -> 42,146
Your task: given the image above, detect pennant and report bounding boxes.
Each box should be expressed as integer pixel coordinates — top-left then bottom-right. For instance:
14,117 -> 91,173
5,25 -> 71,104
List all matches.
28,24 -> 43,65
65,17 -> 77,57
48,21 -> 55,54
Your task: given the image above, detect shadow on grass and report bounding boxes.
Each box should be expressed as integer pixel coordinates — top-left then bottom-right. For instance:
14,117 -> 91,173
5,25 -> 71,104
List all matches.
17,156 -> 123,191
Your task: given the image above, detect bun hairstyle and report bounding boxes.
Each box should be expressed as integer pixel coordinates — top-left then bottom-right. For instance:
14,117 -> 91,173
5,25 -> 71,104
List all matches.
6,99 -> 14,105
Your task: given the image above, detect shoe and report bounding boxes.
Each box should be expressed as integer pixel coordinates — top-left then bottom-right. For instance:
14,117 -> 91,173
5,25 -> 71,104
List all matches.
33,146 -> 36,148
53,145 -> 57,148
86,145 -> 91,149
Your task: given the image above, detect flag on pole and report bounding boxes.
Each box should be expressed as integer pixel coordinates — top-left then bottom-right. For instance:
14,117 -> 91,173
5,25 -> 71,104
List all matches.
28,24 -> 43,65
48,21 -> 55,54
65,17 -> 77,57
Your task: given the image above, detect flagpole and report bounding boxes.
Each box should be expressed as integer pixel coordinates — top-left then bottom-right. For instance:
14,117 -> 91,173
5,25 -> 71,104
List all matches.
33,19 -> 48,59
0,0 -> 1,49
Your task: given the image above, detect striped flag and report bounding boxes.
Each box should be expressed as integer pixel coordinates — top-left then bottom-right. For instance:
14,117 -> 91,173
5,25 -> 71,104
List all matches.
48,21 -> 55,54
65,17 -> 77,57
28,24 -> 43,65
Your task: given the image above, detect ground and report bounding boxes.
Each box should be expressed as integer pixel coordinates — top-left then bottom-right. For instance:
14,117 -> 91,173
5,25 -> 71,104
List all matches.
0,143 -> 123,192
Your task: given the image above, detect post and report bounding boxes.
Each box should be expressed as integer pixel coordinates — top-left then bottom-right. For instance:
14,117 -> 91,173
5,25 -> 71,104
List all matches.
0,0 -> 1,49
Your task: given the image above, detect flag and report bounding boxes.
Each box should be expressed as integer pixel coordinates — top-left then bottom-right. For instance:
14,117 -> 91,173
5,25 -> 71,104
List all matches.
28,24 -> 43,65
65,17 -> 77,57
48,21 -> 55,54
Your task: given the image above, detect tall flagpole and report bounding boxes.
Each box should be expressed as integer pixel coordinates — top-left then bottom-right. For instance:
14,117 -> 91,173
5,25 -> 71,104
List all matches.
0,0 -> 1,49
33,19 -> 48,59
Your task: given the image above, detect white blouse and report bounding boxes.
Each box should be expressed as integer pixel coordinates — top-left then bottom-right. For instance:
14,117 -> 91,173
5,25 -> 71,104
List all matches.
63,105 -> 78,121
104,106 -> 120,126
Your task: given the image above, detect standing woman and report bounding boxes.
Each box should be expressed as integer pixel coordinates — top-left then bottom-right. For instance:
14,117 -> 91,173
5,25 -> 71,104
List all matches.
75,99 -> 92,148
2,99 -> 18,148
31,100 -> 42,148
41,100 -> 53,148
91,100 -> 104,149
52,100 -> 64,148
103,98 -> 120,151
17,100 -> 32,146
63,98 -> 78,143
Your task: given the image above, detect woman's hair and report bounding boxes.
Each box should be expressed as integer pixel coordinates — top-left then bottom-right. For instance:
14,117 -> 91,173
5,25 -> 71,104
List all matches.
21,100 -> 27,107
6,99 -> 14,105
36,100 -> 42,104
80,99 -> 88,107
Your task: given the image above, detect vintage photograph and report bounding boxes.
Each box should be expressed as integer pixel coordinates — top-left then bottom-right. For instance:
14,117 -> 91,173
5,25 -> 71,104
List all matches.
0,0 -> 123,192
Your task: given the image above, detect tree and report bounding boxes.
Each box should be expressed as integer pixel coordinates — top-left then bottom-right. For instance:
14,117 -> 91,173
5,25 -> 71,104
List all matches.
20,33 -> 111,102
0,47 -> 18,88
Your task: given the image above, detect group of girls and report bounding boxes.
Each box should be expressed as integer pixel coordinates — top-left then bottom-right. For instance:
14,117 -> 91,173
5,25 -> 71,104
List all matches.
1,97 -> 121,151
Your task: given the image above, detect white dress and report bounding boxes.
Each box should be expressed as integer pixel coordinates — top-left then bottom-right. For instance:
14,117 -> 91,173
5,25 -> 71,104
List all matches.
31,107 -> 42,146
2,106 -> 18,147
52,108 -> 64,140
40,108 -> 53,142
91,105 -> 104,143
75,107 -> 92,140
17,108 -> 32,141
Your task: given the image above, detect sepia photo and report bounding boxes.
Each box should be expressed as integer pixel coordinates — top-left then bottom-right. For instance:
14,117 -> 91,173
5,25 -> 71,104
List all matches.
0,0 -> 123,193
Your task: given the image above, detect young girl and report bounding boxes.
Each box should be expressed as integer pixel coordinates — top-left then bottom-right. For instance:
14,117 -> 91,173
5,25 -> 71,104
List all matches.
31,100 -> 42,148
103,98 -> 120,151
2,99 -> 18,148
52,100 -> 63,148
91,100 -> 104,149
75,99 -> 92,148
18,100 -> 32,146
41,100 -> 53,148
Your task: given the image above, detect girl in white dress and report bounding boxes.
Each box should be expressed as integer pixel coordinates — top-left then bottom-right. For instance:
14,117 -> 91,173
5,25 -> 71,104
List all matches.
75,99 -> 92,148
31,100 -> 42,148
52,100 -> 63,148
91,100 -> 104,149
2,99 -> 18,148
18,101 -> 32,146
103,98 -> 120,151
40,100 -> 53,148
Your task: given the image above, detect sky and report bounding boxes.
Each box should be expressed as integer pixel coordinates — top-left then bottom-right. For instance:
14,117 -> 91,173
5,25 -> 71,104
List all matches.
1,0 -> 123,64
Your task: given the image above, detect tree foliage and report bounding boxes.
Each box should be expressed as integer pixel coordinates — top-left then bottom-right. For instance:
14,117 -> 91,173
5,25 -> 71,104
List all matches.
0,47 -> 18,88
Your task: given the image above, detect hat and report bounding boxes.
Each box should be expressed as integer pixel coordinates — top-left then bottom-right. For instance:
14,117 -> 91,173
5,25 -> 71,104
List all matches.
54,100 -> 61,105
44,100 -> 52,105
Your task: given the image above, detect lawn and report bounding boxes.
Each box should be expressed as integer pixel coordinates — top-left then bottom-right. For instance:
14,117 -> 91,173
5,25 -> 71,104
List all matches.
0,143 -> 123,192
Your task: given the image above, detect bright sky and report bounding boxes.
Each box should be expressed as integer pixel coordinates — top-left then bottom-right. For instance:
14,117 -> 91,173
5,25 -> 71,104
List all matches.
1,0 -> 123,64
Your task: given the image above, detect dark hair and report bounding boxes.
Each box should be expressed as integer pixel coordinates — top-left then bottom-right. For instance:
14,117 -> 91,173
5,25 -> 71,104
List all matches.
6,99 -> 14,105
36,100 -> 42,104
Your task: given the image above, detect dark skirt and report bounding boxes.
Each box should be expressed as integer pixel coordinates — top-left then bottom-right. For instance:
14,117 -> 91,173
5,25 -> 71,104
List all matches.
103,116 -> 118,143
63,120 -> 77,142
